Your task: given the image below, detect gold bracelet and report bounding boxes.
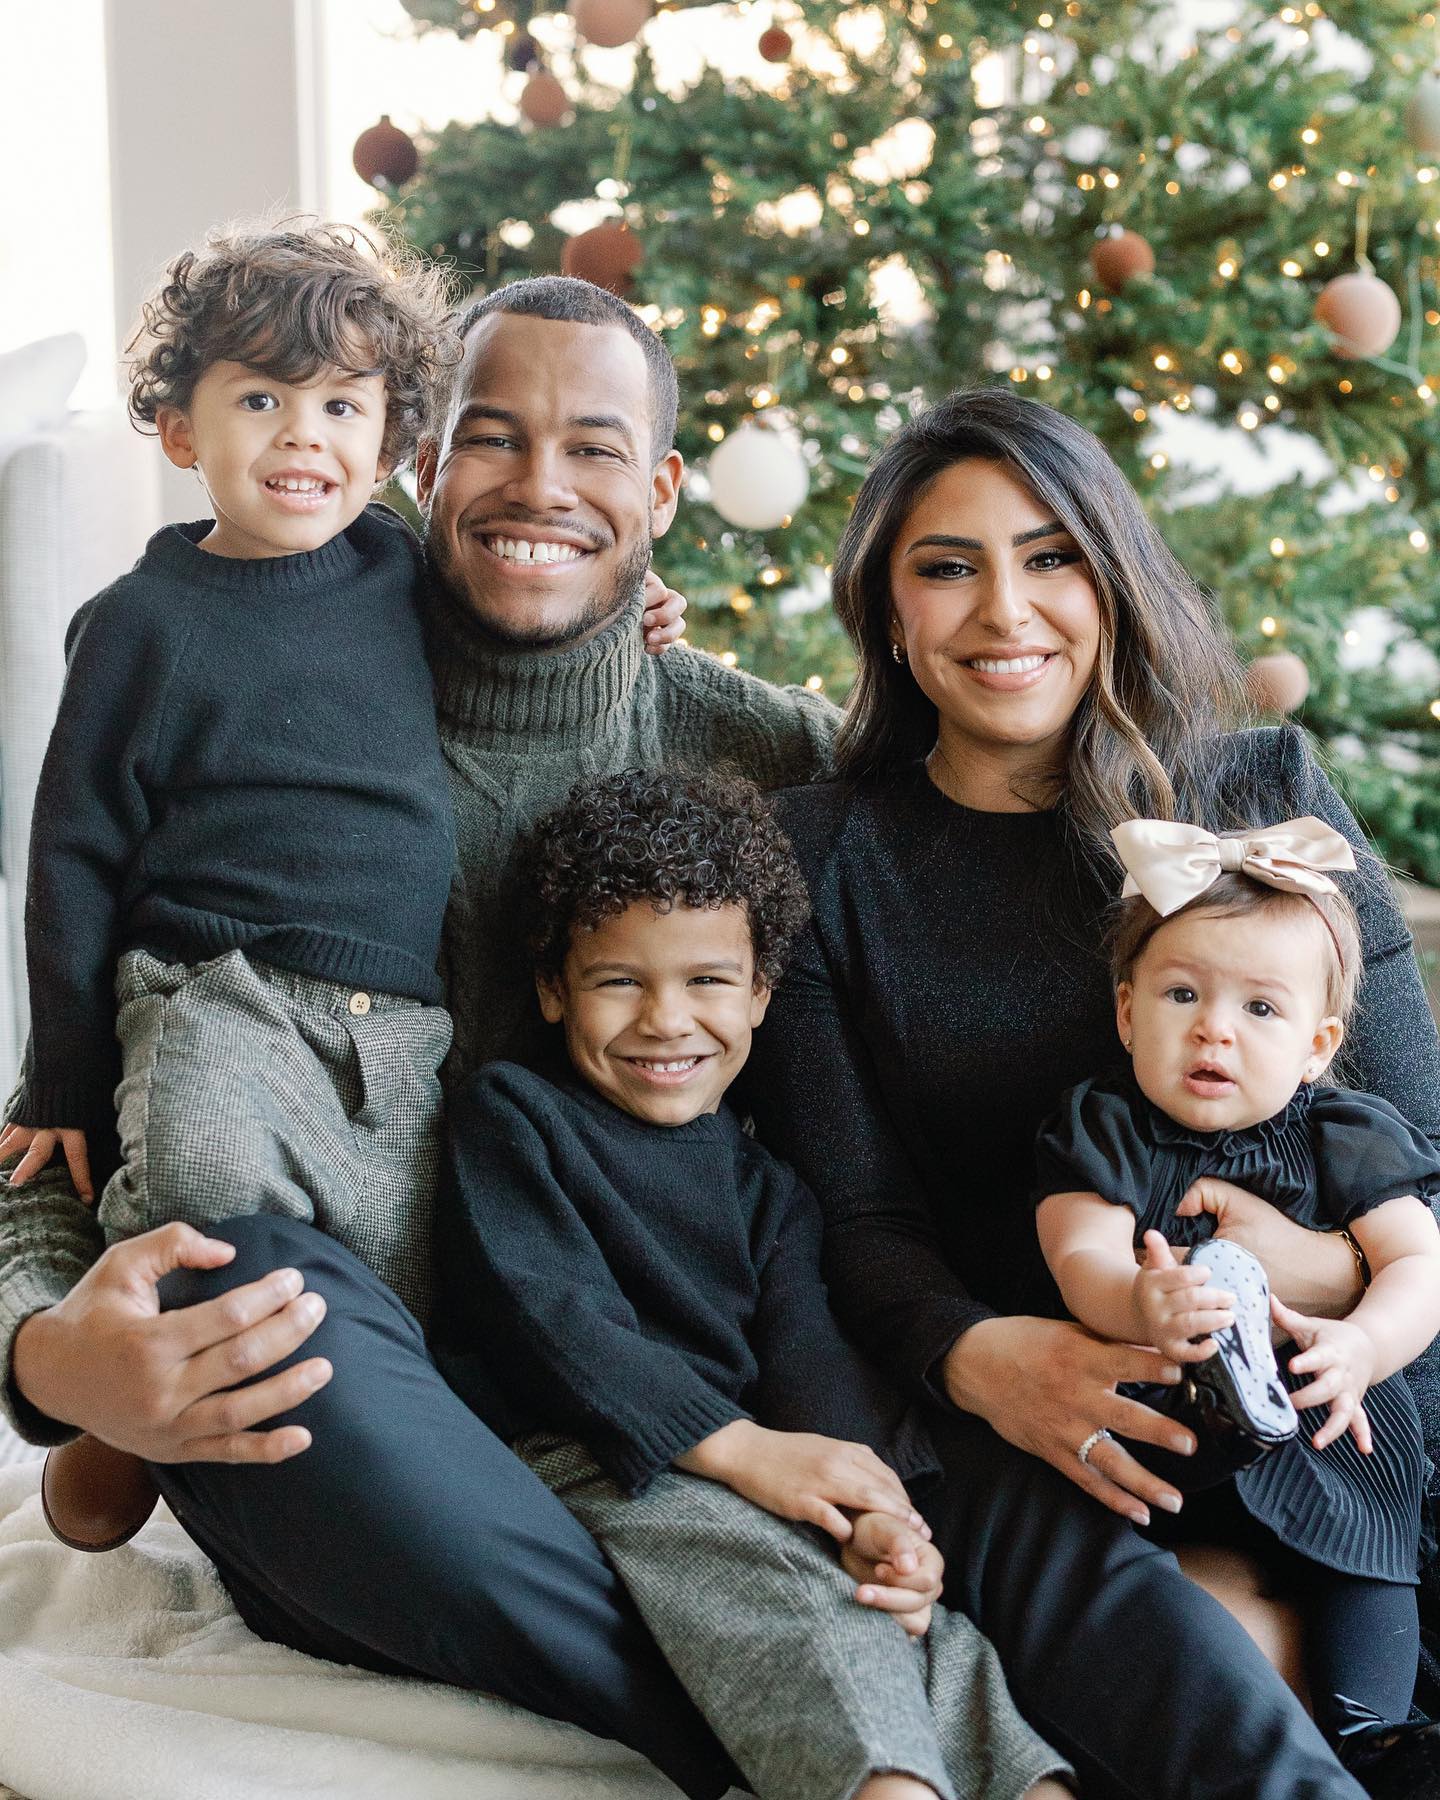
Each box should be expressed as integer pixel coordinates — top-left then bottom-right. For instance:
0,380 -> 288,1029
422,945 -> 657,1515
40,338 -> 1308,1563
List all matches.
1338,1226 -> 1372,1289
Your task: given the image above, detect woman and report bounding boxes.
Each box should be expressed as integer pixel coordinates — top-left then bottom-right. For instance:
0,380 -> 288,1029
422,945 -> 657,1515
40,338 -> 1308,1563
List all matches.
745,387 -> 1440,1800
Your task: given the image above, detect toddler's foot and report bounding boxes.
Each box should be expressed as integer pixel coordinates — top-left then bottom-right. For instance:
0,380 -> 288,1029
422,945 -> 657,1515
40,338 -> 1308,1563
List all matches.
41,1434 -> 159,1552
1338,1718 -> 1440,1798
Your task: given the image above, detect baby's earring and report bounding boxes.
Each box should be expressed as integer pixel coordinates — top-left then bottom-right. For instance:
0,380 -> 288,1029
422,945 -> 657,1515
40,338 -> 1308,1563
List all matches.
1122,1037 -> 1133,1052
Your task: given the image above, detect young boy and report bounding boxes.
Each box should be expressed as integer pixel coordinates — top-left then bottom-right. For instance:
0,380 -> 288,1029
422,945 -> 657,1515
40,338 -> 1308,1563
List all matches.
0,220 -> 463,1544
436,769 -> 1072,1800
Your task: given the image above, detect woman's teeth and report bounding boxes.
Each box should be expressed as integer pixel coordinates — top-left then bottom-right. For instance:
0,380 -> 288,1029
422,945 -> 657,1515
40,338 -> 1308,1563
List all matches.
485,537 -> 585,564
968,654 -> 1048,673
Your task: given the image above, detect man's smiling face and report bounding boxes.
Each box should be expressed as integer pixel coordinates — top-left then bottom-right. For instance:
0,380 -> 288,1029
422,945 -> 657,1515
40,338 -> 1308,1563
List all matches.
417,312 -> 682,650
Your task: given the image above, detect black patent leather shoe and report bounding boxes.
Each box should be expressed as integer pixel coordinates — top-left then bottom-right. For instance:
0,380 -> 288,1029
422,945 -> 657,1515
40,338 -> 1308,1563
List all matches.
1338,1718 -> 1440,1798
1177,1240 -> 1298,1470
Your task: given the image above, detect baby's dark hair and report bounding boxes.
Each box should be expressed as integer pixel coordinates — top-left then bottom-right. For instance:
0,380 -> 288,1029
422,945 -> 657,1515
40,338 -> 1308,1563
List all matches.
524,769 -> 811,989
127,219 -> 460,472
1110,872 -> 1362,1022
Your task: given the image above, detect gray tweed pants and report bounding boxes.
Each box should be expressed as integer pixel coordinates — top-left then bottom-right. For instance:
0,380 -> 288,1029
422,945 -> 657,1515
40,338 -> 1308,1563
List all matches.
522,1438 -> 1070,1800
99,948 -> 451,1323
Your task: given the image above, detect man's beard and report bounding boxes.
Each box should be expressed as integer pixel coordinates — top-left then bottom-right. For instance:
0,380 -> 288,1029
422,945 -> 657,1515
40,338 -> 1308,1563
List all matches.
427,529 -> 651,653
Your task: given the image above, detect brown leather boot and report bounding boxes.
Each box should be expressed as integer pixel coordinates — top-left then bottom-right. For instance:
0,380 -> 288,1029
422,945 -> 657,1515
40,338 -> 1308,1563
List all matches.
41,1434 -> 160,1552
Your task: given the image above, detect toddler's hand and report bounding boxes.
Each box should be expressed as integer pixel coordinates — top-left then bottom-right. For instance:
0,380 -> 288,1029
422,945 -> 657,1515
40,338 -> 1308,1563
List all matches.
678,1420 -> 925,1543
1272,1295 -> 1375,1453
842,1510 -> 943,1637
0,1122 -> 94,1202
641,568 -> 687,653
1134,1231 -> 1235,1363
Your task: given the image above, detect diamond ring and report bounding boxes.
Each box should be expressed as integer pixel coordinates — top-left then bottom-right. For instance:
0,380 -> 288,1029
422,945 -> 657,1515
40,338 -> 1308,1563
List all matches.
1076,1428 -> 1113,1467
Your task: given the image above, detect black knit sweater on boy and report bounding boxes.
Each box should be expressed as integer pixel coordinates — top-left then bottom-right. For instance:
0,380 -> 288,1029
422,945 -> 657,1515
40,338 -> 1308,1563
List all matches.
436,1055 -> 933,1497
13,505 -> 455,1140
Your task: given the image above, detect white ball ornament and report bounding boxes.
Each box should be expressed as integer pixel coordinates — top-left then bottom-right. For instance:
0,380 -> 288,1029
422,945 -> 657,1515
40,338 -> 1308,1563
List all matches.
1245,651 -> 1310,716
1406,73 -> 1440,156
570,0 -> 650,47
1314,272 -> 1402,360
706,424 -> 810,531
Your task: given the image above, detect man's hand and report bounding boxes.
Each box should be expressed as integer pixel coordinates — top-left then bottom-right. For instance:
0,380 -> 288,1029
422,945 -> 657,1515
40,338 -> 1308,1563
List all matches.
1176,1179 -> 1361,1317
943,1314 -> 1193,1527
677,1419 -> 924,1542
0,1123 -> 94,1202
11,1222 -> 332,1463
841,1510 -> 943,1637
641,568 -> 686,653
1134,1230 -> 1236,1364
1272,1294 -> 1375,1453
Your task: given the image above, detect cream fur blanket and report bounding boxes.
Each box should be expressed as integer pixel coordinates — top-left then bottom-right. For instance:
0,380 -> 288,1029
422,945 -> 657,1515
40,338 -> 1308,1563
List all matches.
0,1461 -> 696,1800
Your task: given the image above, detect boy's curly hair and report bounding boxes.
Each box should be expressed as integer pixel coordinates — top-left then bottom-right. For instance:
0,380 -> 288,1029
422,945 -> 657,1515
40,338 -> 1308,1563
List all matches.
127,219 -> 461,472
524,769 -> 811,989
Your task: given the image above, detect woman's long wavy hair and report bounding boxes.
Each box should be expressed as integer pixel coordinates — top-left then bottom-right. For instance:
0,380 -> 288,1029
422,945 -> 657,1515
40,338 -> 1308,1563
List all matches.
832,387 -> 1250,875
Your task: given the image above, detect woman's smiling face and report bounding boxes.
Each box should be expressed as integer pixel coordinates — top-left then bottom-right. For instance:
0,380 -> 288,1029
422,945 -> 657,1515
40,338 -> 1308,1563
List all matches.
888,457 -> 1101,793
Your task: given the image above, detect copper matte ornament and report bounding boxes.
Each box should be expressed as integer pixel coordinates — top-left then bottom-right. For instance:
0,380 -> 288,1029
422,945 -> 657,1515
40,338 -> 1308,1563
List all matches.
570,0 -> 650,46
352,115 -> 419,188
561,219 -> 644,293
758,27 -> 793,61
1314,272 -> 1402,359
1246,652 -> 1311,716
1089,229 -> 1155,293
519,69 -> 572,126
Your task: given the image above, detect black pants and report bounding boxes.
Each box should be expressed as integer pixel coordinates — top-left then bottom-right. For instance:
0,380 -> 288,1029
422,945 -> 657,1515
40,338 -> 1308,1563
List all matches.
923,1411 -> 1367,1800
155,1217 -> 1362,1800
150,1215 -> 738,1800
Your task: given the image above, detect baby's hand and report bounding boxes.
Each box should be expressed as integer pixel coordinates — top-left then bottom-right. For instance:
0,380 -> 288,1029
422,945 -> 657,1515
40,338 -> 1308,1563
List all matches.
1134,1230 -> 1236,1363
1272,1295 -> 1375,1453
0,1122 -> 94,1202
641,568 -> 687,654
841,1510 -> 943,1638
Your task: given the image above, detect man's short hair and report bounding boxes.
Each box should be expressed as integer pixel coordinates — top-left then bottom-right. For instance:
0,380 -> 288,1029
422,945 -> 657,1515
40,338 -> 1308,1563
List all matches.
440,276 -> 679,462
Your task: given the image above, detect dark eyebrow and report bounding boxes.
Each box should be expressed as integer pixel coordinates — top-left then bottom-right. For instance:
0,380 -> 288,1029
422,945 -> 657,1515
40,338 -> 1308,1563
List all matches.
450,404 -> 637,450
451,403 -> 522,434
904,522 -> 1069,555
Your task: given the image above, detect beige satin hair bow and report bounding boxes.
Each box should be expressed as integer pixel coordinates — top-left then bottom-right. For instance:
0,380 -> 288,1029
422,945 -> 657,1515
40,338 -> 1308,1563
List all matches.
1109,816 -> 1357,918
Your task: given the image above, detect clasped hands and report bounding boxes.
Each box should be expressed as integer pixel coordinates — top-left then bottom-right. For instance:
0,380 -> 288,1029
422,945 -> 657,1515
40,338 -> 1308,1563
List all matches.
677,1419 -> 942,1636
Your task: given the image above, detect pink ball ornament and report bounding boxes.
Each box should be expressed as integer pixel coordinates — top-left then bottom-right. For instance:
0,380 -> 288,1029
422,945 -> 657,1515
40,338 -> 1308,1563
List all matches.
1245,652 -> 1310,716
1314,272 -> 1402,360
570,0 -> 650,46
1089,229 -> 1155,294
519,69 -> 572,127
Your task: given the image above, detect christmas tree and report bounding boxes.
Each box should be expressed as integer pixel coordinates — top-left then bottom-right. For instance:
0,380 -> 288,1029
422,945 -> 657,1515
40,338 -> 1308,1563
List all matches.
368,0 -> 1440,882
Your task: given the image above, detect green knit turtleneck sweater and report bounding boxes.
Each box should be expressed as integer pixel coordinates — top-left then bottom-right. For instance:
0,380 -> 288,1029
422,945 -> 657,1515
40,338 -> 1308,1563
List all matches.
424,582 -> 837,1076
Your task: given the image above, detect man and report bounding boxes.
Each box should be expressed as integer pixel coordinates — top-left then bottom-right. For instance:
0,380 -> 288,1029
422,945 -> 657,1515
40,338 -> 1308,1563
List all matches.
0,276 -> 833,1799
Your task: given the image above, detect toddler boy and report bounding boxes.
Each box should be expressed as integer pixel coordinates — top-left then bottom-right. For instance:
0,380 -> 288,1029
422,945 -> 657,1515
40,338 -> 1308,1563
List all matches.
436,769 -> 1071,1800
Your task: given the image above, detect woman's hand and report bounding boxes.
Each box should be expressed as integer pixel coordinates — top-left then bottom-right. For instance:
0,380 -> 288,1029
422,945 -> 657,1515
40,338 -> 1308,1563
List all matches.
0,1122 -> 94,1201
676,1420 -> 925,1542
941,1315 -> 1194,1526
841,1510 -> 944,1637
1176,1179 -> 1361,1318
641,568 -> 687,653
1272,1295 -> 1375,1453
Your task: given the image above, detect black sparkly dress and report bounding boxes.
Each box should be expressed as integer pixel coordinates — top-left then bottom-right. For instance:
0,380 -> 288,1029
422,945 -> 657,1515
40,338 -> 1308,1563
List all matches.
1034,1073 -> 1440,1583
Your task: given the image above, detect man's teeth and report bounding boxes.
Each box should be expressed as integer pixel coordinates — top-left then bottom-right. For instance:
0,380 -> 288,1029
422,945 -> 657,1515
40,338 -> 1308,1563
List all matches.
632,1058 -> 699,1073
485,537 -> 584,565
267,477 -> 329,492
968,654 -> 1048,673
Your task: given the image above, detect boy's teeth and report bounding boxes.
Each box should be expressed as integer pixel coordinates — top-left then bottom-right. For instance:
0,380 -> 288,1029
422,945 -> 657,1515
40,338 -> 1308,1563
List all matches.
486,537 -> 583,565
969,654 -> 1047,673
268,476 -> 328,492
633,1058 -> 698,1072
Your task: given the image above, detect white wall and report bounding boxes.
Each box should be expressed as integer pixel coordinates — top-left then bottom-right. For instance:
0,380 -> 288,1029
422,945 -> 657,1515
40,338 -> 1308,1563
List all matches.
104,0 -> 328,520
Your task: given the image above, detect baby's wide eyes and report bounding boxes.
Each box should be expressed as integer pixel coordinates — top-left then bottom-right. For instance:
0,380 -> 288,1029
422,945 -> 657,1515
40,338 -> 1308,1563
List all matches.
1245,999 -> 1275,1018
1164,986 -> 1197,1005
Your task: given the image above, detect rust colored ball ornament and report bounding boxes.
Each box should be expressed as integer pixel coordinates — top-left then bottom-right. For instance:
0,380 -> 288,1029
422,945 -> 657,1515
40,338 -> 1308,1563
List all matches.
352,115 -> 419,189
519,69 -> 572,127
1314,271 -> 1402,360
758,27 -> 793,62
1089,229 -> 1155,293
1245,651 -> 1310,716
570,0 -> 650,46
1406,72 -> 1440,155
561,219 -> 644,294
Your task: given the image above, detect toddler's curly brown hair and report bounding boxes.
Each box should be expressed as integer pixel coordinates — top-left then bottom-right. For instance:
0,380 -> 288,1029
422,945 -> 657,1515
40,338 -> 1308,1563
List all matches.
524,769 -> 811,990
127,219 -> 460,472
